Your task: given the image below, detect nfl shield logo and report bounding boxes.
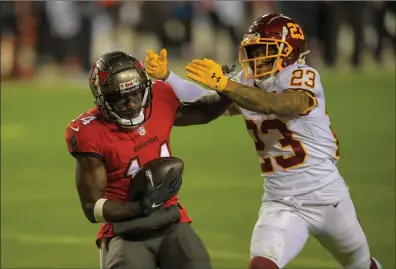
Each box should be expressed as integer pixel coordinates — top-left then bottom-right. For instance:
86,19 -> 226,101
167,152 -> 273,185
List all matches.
137,126 -> 146,136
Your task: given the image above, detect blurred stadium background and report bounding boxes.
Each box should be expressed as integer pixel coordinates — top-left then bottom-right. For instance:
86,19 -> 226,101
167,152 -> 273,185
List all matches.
1,1 -> 395,268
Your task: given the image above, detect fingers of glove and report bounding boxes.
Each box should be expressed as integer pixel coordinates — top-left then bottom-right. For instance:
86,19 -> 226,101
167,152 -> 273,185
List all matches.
185,65 -> 204,77
146,49 -> 158,59
188,63 -> 208,72
192,59 -> 214,68
144,65 -> 158,74
169,176 -> 182,188
146,187 -> 178,208
144,62 -> 154,73
145,188 -> 170,204
144,61 -> 160,71
143,57 -> 150,66
186,73 -> 206,85
144,60 -> 159,69
160,48 -> 167,62
139,199 -> 154,216
157,186 -> 177,201
160,185 -> 180,201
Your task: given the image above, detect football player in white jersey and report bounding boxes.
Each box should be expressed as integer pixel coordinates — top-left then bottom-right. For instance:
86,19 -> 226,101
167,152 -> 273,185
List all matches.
143,13 -> 381,269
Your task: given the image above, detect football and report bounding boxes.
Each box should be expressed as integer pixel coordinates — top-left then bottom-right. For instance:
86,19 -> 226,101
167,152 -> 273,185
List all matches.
127,156 -> 184,201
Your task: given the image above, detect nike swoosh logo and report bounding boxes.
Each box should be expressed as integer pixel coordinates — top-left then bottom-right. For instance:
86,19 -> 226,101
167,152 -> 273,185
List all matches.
70,126 -> 79,131
152,202 -> 164,208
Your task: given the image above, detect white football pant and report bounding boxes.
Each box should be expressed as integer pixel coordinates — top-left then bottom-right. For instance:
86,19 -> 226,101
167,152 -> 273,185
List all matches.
250,196 -> 379,269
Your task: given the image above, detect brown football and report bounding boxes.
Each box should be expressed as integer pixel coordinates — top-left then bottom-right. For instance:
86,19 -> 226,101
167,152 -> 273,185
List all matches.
126,156 -> 184,201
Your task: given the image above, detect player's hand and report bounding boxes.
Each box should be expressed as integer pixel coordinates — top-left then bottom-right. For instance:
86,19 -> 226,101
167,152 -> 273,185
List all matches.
139,171 -> 182,216
144,49 -> 169,80
185,58 -> 228,91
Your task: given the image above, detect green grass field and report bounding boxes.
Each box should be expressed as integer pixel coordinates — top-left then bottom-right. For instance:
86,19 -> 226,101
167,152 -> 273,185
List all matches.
1,66 -> 395,268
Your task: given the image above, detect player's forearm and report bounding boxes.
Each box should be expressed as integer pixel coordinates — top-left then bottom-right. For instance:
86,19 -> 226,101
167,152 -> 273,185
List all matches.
221,80 -> 311,117
165,71 -> 215,102
174,94 -> 232,126
83,199 -> 143,223
191,93 -> 232,123
103,200 -> 143,222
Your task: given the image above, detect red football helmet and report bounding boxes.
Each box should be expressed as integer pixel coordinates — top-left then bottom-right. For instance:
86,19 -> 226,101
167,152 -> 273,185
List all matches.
239,13 -> 308,79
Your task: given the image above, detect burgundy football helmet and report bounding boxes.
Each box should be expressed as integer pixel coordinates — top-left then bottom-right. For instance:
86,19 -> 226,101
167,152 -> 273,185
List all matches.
239,13 -> 309,79
89,51 -> 153,128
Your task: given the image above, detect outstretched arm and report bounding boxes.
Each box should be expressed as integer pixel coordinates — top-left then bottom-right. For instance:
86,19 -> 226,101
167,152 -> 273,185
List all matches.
222,80 -> 314,117
185,59 -> 316,117
165,70 -> 216,102
173,94 -> 232,126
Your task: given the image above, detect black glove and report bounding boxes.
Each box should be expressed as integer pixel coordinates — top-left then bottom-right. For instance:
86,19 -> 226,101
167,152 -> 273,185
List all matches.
112,205 -> 181,237
140,167 -> 183,216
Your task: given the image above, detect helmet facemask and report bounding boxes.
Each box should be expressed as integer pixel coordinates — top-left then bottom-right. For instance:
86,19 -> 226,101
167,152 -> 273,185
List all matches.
239,31 -> 293,81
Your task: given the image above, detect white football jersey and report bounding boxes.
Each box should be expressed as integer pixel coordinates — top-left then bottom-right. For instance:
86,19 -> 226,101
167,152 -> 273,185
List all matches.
237,64 -> 349,202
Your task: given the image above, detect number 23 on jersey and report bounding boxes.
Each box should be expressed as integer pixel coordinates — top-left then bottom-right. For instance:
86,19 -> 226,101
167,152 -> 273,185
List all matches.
246,119 -> 307,173
290,68 -> 316,89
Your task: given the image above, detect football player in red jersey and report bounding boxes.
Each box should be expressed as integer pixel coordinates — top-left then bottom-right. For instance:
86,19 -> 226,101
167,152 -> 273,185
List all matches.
65,51 -> 231,269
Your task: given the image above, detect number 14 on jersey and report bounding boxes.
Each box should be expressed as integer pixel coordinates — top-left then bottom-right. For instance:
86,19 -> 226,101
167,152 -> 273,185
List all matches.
126,142 -> 171,178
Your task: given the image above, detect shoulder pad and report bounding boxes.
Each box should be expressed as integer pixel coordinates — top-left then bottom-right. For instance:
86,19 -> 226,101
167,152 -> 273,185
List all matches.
65,111 -> 104,158
67,111 -> 100,133
277,64 -> 323,96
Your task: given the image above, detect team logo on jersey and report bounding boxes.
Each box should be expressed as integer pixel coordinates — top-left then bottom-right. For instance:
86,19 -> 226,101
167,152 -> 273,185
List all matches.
137,126 -> 146,136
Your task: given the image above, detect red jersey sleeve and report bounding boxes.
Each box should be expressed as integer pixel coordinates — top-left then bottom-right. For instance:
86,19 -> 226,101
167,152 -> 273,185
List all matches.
153,81 -> 181,114
64,113 -> 105,162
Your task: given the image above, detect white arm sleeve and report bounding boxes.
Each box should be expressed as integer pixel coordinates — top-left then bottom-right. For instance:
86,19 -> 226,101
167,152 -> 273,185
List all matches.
164,71 -> 217,102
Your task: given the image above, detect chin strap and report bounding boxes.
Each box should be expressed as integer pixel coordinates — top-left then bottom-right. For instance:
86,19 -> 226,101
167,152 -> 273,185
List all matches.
271,26 -> 289,73
112,109 -> 145,128
111,85 -> 151,128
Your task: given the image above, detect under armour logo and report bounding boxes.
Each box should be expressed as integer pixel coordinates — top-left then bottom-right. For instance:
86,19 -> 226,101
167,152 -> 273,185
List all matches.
211,73 -> 221,82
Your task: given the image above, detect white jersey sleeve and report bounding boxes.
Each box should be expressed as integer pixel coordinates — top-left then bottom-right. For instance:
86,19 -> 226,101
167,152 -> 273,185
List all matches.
164,71 -> 217,102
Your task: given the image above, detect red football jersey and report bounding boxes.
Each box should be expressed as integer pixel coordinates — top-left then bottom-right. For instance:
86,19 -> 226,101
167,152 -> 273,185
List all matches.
65,81 -> 191,245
